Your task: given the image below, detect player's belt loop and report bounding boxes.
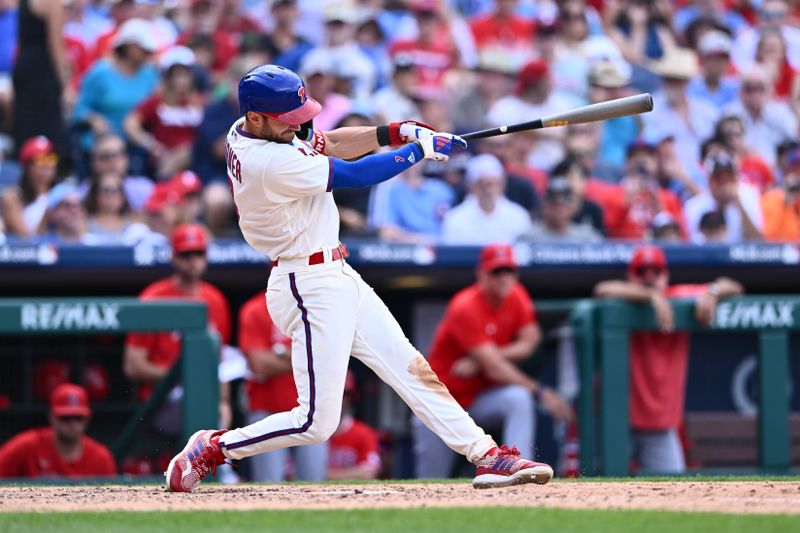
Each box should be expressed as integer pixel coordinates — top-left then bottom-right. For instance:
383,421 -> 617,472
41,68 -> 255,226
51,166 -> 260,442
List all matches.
271,244 -> 349,268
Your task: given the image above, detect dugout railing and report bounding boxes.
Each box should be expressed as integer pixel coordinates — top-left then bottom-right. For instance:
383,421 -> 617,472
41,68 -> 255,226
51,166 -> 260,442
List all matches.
0,298 -> 219,459
570,296 -> 799,476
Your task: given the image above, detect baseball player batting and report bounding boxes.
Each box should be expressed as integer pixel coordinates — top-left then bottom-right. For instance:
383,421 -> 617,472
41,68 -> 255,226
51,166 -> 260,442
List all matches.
165,64 -> 553,492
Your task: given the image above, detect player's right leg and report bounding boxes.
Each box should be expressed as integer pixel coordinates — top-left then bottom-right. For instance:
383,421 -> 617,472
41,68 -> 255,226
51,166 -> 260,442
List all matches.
166,262 -> 357,492
343,264 -> 552,488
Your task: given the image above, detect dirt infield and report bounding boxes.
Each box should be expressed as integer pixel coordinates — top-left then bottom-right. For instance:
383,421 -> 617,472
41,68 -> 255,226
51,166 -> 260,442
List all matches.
1,481 -> 799,514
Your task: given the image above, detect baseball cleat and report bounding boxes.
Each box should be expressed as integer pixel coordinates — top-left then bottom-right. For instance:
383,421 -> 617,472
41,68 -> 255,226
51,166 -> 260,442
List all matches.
166,429 -> 228,492
472,445 -> 554,489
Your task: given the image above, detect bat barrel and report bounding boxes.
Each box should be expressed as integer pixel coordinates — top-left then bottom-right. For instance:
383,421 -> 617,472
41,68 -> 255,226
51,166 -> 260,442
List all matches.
540,93 -> 653,128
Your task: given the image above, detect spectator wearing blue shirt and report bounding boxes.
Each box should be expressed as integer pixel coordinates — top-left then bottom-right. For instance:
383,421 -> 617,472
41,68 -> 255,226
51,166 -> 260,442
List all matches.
270,0 -> 314,73
378,162 -> 454,244
673,1 -> 749,37
72,19 -> 159,153
0,0 -> 15,136
687,31 -> 740,109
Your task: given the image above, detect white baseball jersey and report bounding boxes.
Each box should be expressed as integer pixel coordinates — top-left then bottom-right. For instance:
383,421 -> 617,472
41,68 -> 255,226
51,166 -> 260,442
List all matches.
225,118 -> 341,260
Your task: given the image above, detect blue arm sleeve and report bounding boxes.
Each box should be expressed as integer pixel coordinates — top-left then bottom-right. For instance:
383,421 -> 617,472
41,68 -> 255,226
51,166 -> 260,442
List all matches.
330,144 -> 422,190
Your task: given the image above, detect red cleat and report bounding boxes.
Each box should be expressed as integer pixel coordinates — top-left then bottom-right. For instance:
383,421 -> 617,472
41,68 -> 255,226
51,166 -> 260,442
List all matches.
165,429 -> 228,492
473,445 -> 554,489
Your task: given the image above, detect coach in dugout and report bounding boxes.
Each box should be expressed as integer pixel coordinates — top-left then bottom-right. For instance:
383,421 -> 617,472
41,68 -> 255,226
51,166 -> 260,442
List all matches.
0,383 -> 116,478
412,243 -> 572,478
594,245 -> 743,473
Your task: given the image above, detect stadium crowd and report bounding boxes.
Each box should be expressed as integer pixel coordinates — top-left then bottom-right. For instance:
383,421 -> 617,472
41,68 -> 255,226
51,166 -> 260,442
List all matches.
0,0 -> 799,247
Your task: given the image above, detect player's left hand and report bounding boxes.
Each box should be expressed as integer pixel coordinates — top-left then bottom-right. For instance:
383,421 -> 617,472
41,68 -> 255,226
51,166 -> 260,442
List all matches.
396,120 -> 436,143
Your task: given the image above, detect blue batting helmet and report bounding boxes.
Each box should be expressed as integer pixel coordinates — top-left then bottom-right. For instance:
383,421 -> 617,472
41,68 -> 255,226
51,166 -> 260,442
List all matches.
238,64 -> 321,124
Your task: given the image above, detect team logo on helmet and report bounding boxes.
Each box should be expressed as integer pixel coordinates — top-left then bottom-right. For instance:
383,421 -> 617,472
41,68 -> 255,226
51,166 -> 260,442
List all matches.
298,86 -> 306,103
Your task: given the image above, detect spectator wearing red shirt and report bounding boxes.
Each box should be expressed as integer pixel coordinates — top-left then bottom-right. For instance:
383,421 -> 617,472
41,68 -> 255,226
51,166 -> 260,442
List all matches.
237,291 -> 327,482
0,384 -> 116,479
413,244 -> 571,478
327,371 -> 381,480
594,245 -> 743,473
124,46 -> 204,180
389,0 -> 458,100
469,0 -> 535,55
124,223 -> 233,430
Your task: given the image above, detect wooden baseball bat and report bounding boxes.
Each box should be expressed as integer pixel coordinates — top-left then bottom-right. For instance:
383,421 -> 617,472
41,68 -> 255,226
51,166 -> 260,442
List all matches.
460,93 -> 654,141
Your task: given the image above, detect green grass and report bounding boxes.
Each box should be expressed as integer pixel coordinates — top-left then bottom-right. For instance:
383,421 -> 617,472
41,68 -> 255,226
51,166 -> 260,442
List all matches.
0,508 -> 796,533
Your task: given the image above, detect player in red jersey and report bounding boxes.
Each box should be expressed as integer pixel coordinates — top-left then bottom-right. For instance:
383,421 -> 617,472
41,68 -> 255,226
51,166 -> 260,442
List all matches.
0,383 -> 116,478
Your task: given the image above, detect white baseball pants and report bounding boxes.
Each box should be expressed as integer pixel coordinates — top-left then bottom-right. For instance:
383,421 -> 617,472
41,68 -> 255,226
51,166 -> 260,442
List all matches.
219,259 -> 496,464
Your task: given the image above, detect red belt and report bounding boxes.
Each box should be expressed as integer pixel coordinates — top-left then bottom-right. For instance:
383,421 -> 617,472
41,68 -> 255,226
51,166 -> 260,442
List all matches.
271,244 -> 349,267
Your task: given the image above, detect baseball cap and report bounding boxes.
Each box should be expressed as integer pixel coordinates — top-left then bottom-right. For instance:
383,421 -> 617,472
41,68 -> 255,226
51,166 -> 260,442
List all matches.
19,136 -> 55,164
628,245 -> 667,275
515,59 -> 549,94
698,30 -> 732,57
589,61 -> 630,89
705,151 -> 736,176
159,45 -> 196,71
465,154 -> 504,185
651,48 -> 699,80
143,181 -> 181,213
50,383 -> 91,417
627,137 -> 657,155
114,18 -> 158,52
651,211 -> 679,232
699,210 -> 726,232
171,223 -> 208,254
479,243 -> 517,272
169,170 -> 202,197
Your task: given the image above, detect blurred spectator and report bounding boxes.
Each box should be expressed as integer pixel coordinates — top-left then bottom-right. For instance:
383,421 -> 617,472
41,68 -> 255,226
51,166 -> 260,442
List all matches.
270,0 -> 314,73
643,48 -> 719,181
124,224 -> 233,430
714,115 -> 775,193
673,0 -> 749,36
414,243 -> 571,478
650,211 -> 682,242
124,45 -> 203,180
237,291 -> 327,482
202,182 -> 238,239
732,0 -> 800,73
91,0 -> 138,63
594,245 -> 743,473
356,16 -> 391,90
652,134 -> 703,200
448,51 -> 514,134
588,61 -> 639,175
1,136 -> 58,238
761,147 -> 800,241
42,181 -> 93,244
469,0 -> 534,56
13,0 -> 71,165
84,170 -> 151,245
605,0 -> 676,91
754,28 -> 799,104
134,0 -> 178,52
487,59 -> 580,171
371,54 -> 422,123
0,383 -> 116,478
378,161 -> 454,244
300,4 -> 376,101
441,154 -> 532,245
604,140 -> 686,240
684,151 -> 763,243
687,30 -> 740,109
89,133 -> 153,213
518,178 -> 601,242
698,210 -> 728,243
552,156 -> 605,235
298,54 -> 351,131
327,371 -> 381,481
64,0 -> 112,53
389,0 -> 457,100
0,136 -> 21,191
550,0 -> 623,102
72,18 -> 159,152
176,0 -> 237,78
476,136 -> 539,215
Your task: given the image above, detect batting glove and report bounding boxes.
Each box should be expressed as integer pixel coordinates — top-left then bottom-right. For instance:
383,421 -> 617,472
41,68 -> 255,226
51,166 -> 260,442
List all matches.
415,133 -> 468,162
384,120 -> 435,146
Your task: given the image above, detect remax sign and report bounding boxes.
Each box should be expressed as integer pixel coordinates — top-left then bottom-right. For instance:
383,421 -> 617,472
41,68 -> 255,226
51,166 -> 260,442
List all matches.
715,301 -> 796,329
20,303 -> 120,331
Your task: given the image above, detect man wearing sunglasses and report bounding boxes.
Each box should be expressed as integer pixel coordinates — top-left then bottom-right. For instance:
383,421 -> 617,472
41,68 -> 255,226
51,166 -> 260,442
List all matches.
594,245 -> 743,473
413,243 -> 572,479
0,383 -> 115,478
